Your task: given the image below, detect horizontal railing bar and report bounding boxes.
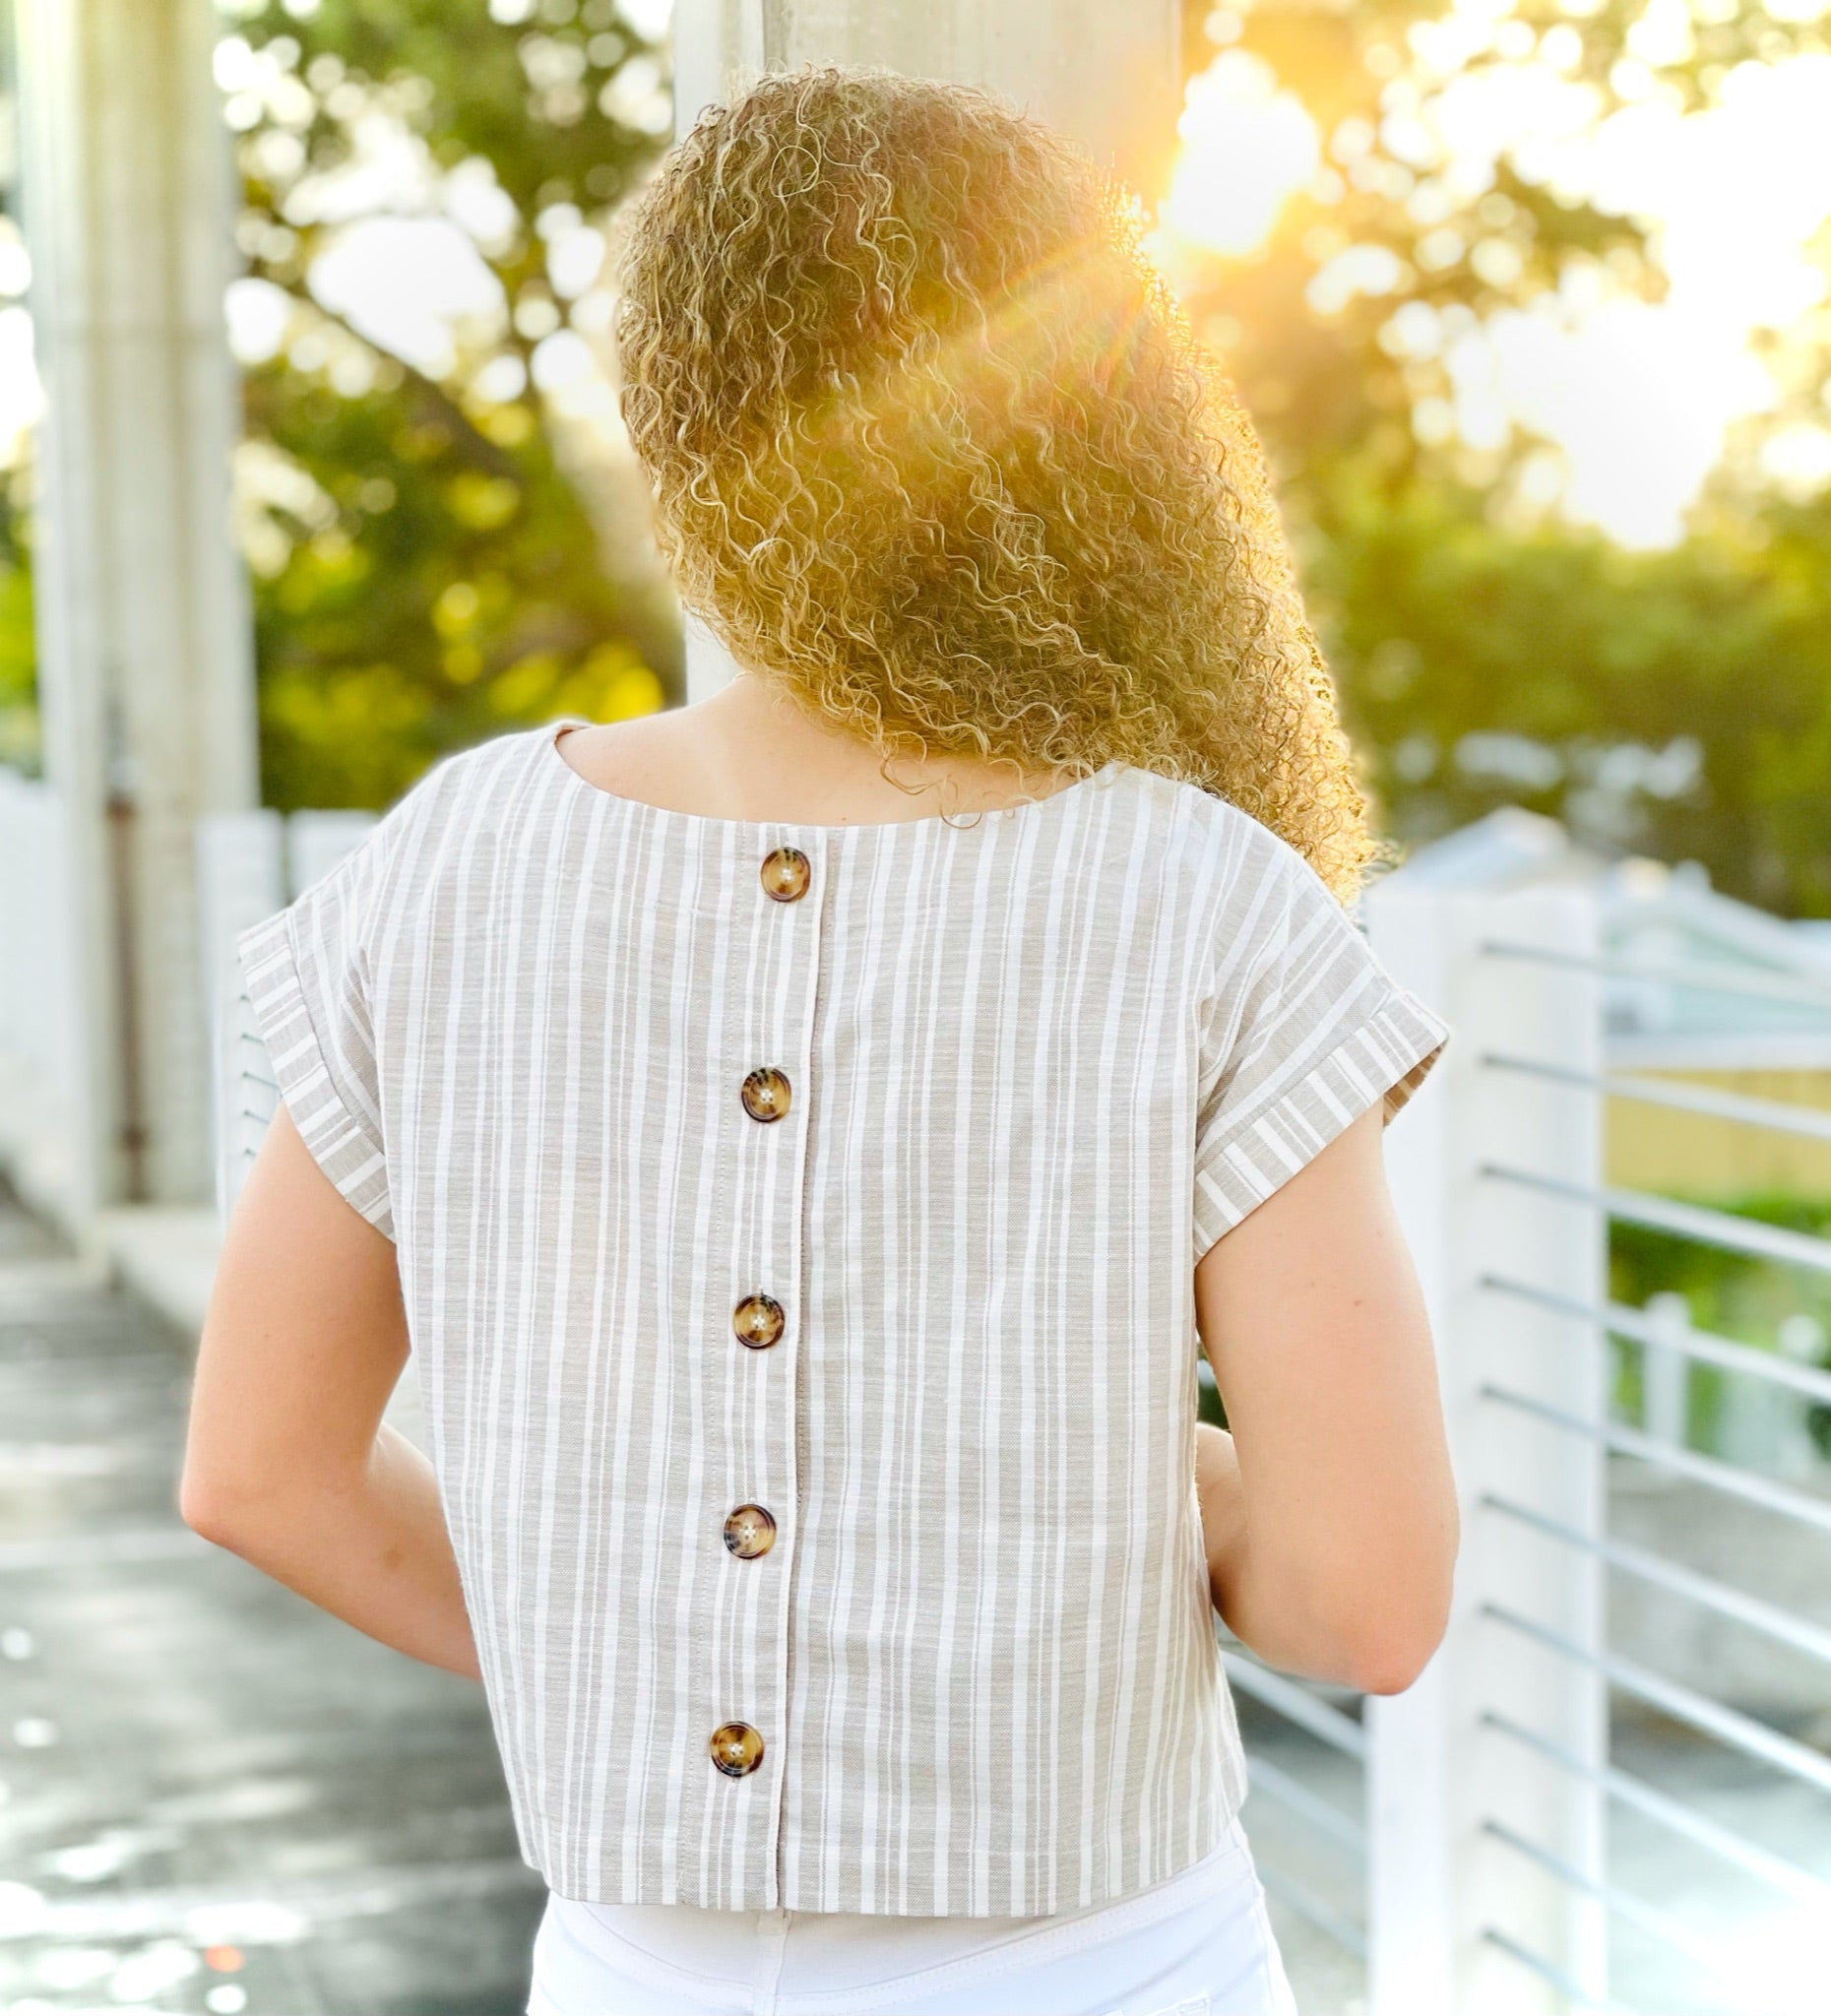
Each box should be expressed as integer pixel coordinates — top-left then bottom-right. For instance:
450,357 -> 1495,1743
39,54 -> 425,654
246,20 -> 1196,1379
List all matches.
1253,1862 -> 1366,1959
1484,1165 -> 1831,1276
1484,1491 -> 1831,1670
1602,1185 -> 1831,1276
1482,1926 -> 1631,2014
1484,1274 -> 1831,1407
1480,940 -> 1831,1012
1241,1753 -> 1366,1857
1484,1602 -> 1831,1798
1483,1051 -> 1831,1145
1482,1710 -> 1831,1908
1480,1381 -> 1831,1538
1219,1646 -> 1366,1760
1483,1819 -> 1738,1982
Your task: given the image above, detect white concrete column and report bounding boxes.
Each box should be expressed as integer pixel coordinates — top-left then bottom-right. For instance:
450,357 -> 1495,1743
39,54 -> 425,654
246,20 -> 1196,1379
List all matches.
670,0 -> 1182,703
1362,881 -> 1609,2014
13,0 -> 257,1213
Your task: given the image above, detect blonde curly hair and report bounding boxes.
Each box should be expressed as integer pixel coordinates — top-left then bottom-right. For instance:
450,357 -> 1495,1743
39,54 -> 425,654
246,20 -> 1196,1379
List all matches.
613,64 -> 1374,898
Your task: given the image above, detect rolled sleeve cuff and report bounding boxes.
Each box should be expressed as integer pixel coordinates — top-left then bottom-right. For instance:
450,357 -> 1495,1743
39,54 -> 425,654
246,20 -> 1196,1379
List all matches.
237,911 -> 394,1239
1192,986 -> 1448,1262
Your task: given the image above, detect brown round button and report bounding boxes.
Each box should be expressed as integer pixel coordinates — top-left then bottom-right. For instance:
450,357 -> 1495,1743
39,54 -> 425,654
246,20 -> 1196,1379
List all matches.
723,1504 -> 777,1559
709,1721 -> 765,1778
732,1293 -> 785,1351
740,1067 -> 791,1123
761,848 -> 811,903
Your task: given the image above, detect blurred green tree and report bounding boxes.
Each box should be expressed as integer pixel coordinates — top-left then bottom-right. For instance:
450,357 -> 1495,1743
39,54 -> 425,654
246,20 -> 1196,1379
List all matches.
221,0 -> 682,808
1308,457 -> 1831,916
3,0 -> 1827,914
1169,0 -> 1831,914
245,360 -> 662,807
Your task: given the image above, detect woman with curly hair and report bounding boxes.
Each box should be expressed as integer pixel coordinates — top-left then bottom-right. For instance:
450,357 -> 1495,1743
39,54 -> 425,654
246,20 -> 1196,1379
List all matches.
185,63 -> 1457,2016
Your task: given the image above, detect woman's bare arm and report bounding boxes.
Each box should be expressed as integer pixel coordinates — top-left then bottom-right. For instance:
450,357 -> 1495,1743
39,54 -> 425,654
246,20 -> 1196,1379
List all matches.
1193,1102 -> 1457,1695
180,1103 -> 480,1680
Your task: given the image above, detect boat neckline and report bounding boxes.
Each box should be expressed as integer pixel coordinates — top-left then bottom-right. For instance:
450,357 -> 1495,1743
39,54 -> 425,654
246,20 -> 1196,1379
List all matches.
544,720 -> 1123,837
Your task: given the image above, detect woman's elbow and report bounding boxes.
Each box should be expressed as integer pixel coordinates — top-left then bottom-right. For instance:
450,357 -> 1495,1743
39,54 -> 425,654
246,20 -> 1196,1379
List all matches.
178,1462 -> 260,1551
178,1446 -> 303,1554
1342,1619 -> 1444,1697
1333,1546 -> 1457,1695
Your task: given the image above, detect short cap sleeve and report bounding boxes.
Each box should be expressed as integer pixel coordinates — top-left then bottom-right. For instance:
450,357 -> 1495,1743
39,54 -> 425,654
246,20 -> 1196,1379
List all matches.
1192,838 -> 1450,1260
235,833 -> 395,1238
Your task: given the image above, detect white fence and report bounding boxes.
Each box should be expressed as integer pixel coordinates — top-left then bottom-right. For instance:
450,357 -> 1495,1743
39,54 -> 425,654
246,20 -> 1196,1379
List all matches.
1222,877 -> 1831,2015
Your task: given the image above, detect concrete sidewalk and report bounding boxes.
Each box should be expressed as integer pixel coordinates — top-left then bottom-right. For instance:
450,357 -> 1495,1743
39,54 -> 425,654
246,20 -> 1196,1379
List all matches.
0,1188 -> 543,2016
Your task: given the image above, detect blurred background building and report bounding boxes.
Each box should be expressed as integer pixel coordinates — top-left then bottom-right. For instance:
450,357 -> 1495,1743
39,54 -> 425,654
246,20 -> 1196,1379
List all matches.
0,3 -> 1827,2014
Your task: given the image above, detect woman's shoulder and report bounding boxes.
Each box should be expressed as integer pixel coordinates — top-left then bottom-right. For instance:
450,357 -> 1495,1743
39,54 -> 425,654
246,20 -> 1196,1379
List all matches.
276,727 -> 560,922
1105,762 -> 1313,894
404,722 -> 562,813
1101,767 -> 1369,1011
343,724 -> 568,862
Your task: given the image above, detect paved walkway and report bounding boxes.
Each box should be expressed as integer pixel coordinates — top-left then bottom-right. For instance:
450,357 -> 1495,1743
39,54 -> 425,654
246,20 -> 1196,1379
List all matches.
0,1189 -> 543,2016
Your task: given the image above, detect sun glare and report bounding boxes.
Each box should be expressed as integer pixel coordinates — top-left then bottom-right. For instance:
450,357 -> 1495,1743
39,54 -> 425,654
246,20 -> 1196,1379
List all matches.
1165,51 -> 1320,258
1164,34 -> 1831,547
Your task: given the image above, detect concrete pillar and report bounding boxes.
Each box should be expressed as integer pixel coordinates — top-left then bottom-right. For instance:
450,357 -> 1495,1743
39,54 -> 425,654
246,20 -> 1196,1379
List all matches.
13,0 -> 257,1212
670,0 -> 1182,703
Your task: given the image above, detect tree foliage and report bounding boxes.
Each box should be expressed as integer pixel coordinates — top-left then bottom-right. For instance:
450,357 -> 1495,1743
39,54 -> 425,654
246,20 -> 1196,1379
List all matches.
1,1 -> 1826,917
222,0 -> 680,808
245,358 -> 660,808
1168,1 -> 1831,913
1309,451 -> 1831,914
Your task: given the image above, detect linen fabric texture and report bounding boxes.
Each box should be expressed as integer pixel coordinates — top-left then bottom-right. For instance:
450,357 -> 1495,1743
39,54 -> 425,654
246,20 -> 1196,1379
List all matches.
237,724 -> 1450,1919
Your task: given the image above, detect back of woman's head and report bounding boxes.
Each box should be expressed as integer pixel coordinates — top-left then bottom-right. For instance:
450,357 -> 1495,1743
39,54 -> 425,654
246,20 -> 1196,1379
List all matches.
614,64 -> 1372,897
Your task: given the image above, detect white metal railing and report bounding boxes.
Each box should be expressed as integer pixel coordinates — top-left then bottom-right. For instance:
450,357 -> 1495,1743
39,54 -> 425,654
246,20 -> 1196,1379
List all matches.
1482,940 -> 1831,1013
1485,1166 -> 1831,1276
1226,875 -> 1831,2015
1486,1054 -> 1831,1146
1489,1281 -> 1831,1407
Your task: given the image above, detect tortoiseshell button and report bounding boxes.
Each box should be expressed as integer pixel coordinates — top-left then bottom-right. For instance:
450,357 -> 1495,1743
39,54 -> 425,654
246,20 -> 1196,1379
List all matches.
709,1721 -> 765,1778
732,1293 -> 785,1351
723,1505 -> 777,1559
761,847 -> 811,902
740,1067 -> 791,1123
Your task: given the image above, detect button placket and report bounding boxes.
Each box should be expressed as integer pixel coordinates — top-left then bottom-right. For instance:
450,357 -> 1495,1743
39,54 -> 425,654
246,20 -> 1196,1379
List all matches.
712,826 -> 825,1912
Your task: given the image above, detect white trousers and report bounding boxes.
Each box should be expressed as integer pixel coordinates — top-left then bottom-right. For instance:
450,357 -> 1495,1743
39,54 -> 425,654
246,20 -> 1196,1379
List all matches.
525,1816 -> 1297,2016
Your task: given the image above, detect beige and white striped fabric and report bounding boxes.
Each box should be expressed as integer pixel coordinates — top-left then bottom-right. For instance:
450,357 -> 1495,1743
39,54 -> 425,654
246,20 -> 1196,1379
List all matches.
238,721 -> 1449,1918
